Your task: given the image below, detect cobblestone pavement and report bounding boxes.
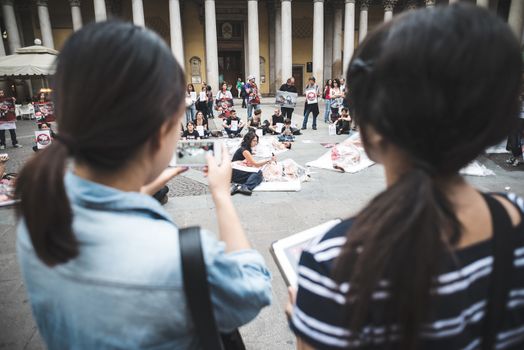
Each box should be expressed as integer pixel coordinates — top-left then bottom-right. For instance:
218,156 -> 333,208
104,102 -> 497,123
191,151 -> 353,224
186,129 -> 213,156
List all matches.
1,97 -> 523,350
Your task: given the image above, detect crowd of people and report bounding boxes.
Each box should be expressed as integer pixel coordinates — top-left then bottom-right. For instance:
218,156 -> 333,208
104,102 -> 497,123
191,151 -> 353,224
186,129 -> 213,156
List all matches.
9,3 -> 524,350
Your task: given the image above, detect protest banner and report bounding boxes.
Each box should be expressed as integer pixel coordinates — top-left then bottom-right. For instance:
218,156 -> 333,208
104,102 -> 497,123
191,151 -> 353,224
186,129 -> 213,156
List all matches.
275,91 -> 297,109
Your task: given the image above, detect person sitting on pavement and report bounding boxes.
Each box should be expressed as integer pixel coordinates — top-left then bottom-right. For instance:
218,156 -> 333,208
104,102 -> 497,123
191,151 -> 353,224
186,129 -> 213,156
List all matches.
194,111 -> 209,138
231,132 -> 276,196
334,108 -> 352,135
248,109 -> 263,133
32,122 -> 56,153
287,4 -> 524,350
15,22 -> 272,350
267,108 -> 285,134
223,109 -> 244,138
181,121 -> 200,140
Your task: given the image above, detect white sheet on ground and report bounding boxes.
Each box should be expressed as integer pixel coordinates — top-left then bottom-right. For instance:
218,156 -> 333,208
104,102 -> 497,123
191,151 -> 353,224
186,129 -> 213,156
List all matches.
306,132 -> 375,173
460,161 -> 495,177
253,179 -> 301,192
485,142 -> 509,154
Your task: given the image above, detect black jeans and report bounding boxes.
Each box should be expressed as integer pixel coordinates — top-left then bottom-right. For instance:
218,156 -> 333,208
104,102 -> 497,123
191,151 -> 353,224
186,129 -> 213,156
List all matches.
281,107 -> 294,120
0,129 -> 18,146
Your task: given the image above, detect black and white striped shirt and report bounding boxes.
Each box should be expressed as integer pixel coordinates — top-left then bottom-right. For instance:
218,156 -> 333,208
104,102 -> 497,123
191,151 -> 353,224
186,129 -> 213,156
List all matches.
290,193 -> 524,350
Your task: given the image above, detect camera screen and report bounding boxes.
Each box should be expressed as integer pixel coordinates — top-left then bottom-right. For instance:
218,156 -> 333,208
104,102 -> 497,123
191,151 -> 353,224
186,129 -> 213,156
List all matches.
176,141 -> 214,166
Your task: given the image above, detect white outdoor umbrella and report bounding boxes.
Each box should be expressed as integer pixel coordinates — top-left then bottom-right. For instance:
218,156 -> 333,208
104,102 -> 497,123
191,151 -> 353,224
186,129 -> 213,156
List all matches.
0,45 -> 58,77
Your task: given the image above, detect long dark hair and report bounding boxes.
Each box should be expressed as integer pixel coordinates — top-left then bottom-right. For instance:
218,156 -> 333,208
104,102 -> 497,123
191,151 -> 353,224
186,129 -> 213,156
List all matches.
241,132 -> 258,152
331,78 -> 340,88
333,4 -> 521,349
15,21 -> 185,266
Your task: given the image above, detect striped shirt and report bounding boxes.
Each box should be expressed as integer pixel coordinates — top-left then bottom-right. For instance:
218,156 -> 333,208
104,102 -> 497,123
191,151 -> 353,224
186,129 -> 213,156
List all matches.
290,193 -> 524,350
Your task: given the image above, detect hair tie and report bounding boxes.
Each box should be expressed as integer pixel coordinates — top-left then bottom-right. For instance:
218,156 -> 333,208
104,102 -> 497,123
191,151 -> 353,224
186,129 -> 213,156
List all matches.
54,134 -> 77,155
350,58 -> 374,74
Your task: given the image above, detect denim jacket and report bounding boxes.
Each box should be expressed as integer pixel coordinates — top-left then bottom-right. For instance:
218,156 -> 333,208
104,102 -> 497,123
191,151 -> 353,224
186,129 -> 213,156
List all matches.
17,172 -> 272,349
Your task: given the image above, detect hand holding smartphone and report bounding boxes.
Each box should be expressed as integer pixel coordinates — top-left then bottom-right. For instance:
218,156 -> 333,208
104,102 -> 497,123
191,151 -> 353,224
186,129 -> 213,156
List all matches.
170,140 -> 222,168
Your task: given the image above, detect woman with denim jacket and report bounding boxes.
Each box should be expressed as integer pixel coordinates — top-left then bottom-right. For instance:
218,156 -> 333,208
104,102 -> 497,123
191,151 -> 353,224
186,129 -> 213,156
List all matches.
15,22 -> 272,350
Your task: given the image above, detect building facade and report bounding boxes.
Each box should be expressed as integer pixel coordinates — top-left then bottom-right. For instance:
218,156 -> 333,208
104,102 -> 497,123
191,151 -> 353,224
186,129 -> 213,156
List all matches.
0,0 -> 522,97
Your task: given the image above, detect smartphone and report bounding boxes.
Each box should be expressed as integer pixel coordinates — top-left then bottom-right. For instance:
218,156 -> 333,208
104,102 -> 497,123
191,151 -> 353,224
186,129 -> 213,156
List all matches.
169,140 -> 222,167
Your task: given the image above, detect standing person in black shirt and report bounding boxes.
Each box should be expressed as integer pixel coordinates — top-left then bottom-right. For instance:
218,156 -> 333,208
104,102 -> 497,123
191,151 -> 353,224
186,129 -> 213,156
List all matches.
279,77 -> 298,120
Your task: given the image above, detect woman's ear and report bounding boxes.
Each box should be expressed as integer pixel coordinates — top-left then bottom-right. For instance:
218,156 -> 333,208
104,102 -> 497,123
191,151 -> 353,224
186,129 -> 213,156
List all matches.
361,125 -> 386,163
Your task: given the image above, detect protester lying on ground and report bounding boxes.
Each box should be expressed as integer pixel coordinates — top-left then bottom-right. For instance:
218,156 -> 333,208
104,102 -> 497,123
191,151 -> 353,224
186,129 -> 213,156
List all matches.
231,131 -> 276,196
194,111 -> 209,138
182,121 -> 200,140
287,4 -> 524,350
334,108 -> 352,134
15,22 -> 272,350
223,109 -> 244,138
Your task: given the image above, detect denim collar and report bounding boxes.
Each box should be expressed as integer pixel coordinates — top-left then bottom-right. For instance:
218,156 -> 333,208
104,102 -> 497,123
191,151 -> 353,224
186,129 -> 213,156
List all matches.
64,171 -> 173,223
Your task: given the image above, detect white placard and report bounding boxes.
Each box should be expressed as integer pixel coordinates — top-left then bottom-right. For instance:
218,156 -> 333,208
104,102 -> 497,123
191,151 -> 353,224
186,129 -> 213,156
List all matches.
190,91 -> 197,101
231,120 -> 239,132
196,125 -> 205,137
255,128 -> 263,138
306,88 -> 318,104
35,130 -> 52,149
199,92 -> 207,101
329,124 -> 337,136
276,122 -> 284,133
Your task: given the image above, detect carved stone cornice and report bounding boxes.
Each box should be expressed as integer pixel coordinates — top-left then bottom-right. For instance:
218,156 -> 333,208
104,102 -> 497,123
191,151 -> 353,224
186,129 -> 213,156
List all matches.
359,0 -> 370,11
1,0 -> 14,6
383,0 -> 397,11
69,0 -> 81,7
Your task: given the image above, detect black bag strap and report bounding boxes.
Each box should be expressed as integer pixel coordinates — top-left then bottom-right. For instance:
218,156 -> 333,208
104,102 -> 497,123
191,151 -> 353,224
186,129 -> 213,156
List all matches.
179,226 -> 224,350
481,194 -> 516,350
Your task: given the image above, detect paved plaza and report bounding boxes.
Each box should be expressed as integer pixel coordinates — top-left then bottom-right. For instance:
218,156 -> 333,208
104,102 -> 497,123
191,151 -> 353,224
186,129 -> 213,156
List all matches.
1,97 -> 523,349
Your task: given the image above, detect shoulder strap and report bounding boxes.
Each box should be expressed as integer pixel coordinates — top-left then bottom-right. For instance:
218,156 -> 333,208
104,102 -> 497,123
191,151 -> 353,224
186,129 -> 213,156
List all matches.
179,226 -> 224,350
481,194 -> 515,350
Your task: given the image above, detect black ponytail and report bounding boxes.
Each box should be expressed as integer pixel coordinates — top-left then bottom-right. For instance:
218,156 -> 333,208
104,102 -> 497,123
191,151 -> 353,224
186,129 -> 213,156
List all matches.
333,168 -> 460,348
16,142 -> 76,266
333,3 -> 522,348
15,21 -> 186,266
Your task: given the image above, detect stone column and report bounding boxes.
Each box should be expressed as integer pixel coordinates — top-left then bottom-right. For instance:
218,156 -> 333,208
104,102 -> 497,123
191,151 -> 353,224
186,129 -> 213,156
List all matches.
281,0 -> 293,82
69,0 -> 83,31
0,35 -> 5,56
275,3 -> 282,87
313,0 -> 324,85
323,6 -> 333,80
425,0 -> 435,8
169,0 -> 184,70
343,0 -> 355,77
1,0 -> 21,53
508,0 -> 524,41
94,0 -> 107,22
359,0 -> 369,44
36,0 -> 54,49
332,3 -> 343,78
383,0 -> 396,22
449,0 -> 459,3
269,4 -> 276,94
248,0 -> 260,80
132,0 -> 145,26
204,0 -> 219,92
476,0 -> 489,7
